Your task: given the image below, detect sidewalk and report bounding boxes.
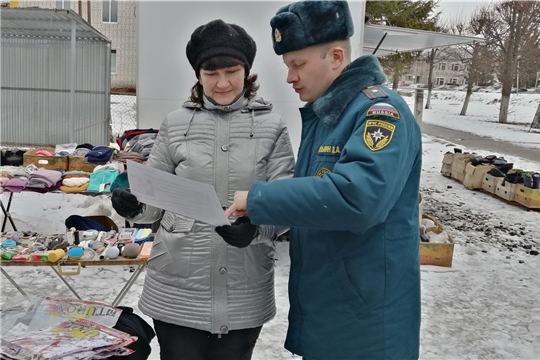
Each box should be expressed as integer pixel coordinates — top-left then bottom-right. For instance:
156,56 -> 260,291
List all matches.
421,122 -> 539,164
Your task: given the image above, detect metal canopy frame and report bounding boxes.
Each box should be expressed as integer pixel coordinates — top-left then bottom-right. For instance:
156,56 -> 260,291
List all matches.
1,8 -> 109,41
363,24 -> 482,56
1,8 -> 111,143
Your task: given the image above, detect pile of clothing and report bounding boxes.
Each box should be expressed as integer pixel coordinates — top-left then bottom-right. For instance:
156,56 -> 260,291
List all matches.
0,162 -> 124,194
115,128 -> 159,163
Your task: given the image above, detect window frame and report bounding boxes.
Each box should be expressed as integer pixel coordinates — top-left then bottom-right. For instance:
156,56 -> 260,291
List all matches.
55,0 -> 71,9
102,0 -> 118,23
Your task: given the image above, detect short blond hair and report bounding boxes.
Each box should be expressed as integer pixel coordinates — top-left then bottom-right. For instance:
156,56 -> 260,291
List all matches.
318,39 -> 351,61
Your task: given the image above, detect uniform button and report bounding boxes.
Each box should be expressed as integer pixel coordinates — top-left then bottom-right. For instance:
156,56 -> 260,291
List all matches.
220,325 -> 229,334
219,267 -> 227,275
221,145 -> 229,152
222,205 -> 227,210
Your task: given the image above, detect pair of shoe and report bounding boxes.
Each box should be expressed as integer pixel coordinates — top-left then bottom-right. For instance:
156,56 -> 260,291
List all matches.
523,173 -> 540,189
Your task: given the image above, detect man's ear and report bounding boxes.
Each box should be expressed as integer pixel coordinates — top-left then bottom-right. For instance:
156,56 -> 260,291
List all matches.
329,46 -> 345,70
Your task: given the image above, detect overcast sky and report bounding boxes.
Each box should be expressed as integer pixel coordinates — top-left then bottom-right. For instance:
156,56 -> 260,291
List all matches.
437,0 -> 494,24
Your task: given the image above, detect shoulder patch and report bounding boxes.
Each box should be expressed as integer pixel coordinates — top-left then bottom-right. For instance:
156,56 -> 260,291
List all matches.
366,102 -> 400,120
363,119 -> 396,151
361,85 -> 388,100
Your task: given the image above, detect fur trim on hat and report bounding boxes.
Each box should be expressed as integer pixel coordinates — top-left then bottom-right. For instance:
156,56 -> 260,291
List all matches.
271,1 -> 354,55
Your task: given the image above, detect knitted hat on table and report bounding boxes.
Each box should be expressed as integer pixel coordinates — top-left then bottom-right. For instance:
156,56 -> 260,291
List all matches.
270,0 -> 354,55
186,19 -> 257,77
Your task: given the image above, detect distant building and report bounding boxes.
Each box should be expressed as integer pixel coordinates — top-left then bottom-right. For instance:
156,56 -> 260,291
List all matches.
403,57 -> 466,86
7,0 -> 136,91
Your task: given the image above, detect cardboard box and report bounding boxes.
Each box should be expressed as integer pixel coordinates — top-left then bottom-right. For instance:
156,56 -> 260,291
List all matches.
513,184 -> 540,209
451,154 -> 474,183
68,156 -> 98,173
23,148 -> 68,170
420,214 -> 454,267
481,173 -> 501,194
440,153 -> 453,177
463,163 -> 494,190
495,180 -> 517,201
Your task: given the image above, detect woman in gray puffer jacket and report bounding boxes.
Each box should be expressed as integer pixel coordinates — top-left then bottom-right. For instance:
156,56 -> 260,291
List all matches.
111,19 -> 295,360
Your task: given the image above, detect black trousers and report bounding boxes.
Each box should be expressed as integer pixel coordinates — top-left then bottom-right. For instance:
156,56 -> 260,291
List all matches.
153,319 -> 262,360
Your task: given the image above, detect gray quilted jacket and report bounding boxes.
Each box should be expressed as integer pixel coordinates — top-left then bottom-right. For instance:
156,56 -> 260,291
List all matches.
135,95 -> 295,334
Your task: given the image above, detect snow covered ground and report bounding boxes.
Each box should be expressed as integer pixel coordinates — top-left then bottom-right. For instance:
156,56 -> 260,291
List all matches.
1,91 -> 539,359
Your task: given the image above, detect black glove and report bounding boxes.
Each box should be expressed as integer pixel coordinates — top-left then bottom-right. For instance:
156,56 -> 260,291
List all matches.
111,188 -> 143,218
215,217 -> 259,248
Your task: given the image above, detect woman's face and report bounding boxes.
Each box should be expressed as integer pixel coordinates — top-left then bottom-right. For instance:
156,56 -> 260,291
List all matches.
199,65 -> 246,105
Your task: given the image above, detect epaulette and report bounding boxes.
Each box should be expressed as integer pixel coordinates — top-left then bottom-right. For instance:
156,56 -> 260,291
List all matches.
361,85 -> 388,100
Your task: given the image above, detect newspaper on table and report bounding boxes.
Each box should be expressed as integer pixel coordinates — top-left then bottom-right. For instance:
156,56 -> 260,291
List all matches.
1,318 -> 136,360
26,297 -> 122,332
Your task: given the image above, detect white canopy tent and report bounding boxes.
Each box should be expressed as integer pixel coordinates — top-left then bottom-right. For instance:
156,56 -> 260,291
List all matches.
363,24 -> 482,56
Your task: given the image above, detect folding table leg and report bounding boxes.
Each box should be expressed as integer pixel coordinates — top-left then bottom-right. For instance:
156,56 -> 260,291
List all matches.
1,192 -> 17,232
111,265 -> 145,307
1,267 -> 27,296
50,265 -> 82,300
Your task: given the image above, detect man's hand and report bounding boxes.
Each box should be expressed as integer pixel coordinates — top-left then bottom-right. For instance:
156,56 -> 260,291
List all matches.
224,191 -> 249,217
215,216 -> 259,248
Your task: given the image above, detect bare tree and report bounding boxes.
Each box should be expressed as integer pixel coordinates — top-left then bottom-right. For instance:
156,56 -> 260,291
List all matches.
443,17 -> 495,116
423,48 -> 439,109
471,1 -> 540,123
531,102 -> 540,131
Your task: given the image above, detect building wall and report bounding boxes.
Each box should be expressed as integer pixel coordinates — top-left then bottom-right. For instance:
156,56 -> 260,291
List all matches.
13,0 -> 136,90
401,58 -> 466,86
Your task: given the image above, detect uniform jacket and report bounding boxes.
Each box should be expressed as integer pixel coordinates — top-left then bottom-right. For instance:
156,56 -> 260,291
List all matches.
135,95 -> 295,334
247,55 -> 422,359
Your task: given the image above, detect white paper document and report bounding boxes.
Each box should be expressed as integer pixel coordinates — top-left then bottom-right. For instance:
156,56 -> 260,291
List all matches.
126,160 -> 230,226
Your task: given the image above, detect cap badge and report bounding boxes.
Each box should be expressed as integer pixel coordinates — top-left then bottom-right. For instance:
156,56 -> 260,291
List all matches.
274,28 -> 282,42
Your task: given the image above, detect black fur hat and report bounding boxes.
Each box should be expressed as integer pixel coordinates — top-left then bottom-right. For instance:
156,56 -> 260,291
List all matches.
186,19 -> 256,77
270,1 -> 354,55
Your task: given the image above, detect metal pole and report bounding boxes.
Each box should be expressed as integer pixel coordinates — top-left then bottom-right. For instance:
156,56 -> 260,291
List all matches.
414,89 -> 424,124
69,19 -> 76,143
349,0 -> 366,59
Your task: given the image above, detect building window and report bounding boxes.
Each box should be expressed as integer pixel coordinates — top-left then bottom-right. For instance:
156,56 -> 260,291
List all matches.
452,64 -> 460,71
439,63 -> 446,71
436,78 -> 445,85
111,50 -> 117,74
103,0 -> 118,23
451,78 -> 458,84
55,0 -> 70,9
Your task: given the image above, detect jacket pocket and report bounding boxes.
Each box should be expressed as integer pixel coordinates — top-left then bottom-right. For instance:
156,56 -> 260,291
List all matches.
244,242 -> 275,279
333,256 -> 371,320
160,211 -> 195,233
147,239 -> 173,273
154,212 -> 195,278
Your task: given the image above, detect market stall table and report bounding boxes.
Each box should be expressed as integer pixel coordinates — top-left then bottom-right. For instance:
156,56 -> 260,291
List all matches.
0,256 -> 146,306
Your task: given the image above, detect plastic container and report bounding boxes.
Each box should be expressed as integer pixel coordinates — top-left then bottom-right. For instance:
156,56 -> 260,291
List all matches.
2,240 -> 16,249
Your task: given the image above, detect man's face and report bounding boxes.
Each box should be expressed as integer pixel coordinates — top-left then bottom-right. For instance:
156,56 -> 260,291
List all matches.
283,45 -> 335,103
